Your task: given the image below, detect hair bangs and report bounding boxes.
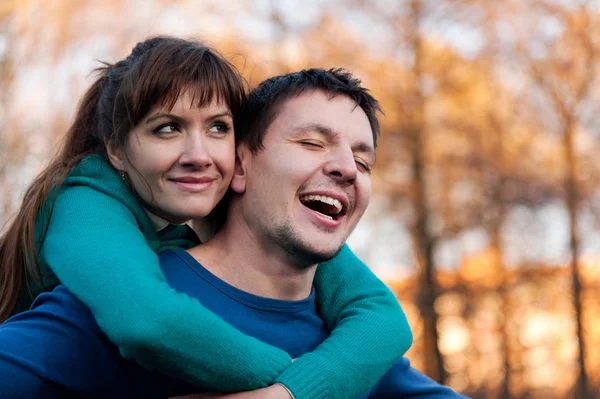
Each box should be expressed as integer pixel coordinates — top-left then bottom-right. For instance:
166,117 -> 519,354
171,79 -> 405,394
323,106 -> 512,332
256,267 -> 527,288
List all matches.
127,42 -> 246,124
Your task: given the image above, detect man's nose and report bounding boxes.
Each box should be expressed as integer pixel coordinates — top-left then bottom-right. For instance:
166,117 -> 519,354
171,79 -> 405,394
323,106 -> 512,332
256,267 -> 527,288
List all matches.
323,146 -> 357,185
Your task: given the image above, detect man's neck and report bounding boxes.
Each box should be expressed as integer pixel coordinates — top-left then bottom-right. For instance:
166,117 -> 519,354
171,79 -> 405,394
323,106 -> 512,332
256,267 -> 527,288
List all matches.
187,216 -> 316,301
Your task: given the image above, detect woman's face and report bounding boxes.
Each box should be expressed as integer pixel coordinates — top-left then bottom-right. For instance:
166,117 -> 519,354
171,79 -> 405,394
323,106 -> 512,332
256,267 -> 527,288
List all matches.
109,91 -> 236,224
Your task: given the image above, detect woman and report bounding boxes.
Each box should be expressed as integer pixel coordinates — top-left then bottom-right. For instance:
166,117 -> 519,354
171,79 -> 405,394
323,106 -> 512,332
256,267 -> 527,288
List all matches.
0,36 -> 412,398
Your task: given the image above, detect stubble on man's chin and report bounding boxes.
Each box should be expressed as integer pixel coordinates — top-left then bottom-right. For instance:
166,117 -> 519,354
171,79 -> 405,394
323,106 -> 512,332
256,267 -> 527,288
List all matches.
271,224 -> 344,269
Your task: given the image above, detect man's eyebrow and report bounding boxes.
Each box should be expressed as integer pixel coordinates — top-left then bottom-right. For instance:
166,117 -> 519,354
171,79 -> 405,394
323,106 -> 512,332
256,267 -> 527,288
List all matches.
293,122 -> 376,161
292,123 -> 338,138
354,142 -> 376,163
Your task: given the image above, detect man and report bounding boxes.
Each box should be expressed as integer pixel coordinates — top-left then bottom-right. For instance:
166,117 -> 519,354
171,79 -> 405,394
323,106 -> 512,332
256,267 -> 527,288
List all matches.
0,69 -> 468,398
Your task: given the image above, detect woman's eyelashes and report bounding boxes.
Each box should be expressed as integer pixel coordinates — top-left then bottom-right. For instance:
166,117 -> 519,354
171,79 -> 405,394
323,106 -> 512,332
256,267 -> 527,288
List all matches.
152,122 -> 181,136
151,120 -> 232,136
208,121 -> 232,135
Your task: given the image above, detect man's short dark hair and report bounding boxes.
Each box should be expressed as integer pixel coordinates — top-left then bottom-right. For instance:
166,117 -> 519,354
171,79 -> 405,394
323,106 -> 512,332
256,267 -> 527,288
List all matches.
236,68 -> 383,151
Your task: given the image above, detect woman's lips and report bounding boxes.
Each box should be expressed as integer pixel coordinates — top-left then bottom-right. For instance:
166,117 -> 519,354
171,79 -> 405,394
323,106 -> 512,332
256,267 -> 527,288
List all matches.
169,176 -> 216,192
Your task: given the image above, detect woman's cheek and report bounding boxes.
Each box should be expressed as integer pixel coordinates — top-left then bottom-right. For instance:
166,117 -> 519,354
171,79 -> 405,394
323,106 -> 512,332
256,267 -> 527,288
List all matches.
212,141 -> 236,175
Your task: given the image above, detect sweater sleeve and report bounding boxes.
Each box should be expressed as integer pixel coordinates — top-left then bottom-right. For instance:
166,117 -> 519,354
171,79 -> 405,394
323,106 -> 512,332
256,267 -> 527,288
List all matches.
275,244 -> 413,399
41,184 -> 291,391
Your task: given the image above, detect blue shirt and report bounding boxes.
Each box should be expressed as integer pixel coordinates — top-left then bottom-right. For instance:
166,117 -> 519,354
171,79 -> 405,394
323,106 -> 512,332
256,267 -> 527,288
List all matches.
0,250 -> 468,398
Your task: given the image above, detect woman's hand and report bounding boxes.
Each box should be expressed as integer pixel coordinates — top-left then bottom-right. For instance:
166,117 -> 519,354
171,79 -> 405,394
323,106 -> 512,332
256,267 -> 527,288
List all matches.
170,384 -> 293,399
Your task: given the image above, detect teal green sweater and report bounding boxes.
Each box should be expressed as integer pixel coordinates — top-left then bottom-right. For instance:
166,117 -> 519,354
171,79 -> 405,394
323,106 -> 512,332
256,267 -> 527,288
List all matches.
25,154 -> 412,399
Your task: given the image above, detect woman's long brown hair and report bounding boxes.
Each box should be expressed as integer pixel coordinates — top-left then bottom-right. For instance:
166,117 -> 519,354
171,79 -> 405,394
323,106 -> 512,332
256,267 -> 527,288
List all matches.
0,36 -> 247,322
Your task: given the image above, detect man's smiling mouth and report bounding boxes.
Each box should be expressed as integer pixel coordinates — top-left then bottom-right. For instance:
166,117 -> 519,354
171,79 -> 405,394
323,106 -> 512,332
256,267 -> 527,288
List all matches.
299,194 -> 345,220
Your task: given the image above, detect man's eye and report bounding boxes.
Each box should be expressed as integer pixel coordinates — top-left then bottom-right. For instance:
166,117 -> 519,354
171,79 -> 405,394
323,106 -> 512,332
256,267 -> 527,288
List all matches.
153,123 -> 180,135
301,141 -> 324,148
355,159 -> 372,173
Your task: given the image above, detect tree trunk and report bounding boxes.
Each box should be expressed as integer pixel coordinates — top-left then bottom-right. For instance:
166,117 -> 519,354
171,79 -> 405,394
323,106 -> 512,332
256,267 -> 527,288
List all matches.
483,117 -> 511,398
409,0 -> 446,384
563,120 -> 589,399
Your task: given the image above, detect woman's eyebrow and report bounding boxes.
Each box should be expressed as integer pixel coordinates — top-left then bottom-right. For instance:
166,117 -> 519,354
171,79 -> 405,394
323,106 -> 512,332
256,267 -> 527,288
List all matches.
206,111 -> 233,120
145,113 -> 184,124
145,110 -> 233,125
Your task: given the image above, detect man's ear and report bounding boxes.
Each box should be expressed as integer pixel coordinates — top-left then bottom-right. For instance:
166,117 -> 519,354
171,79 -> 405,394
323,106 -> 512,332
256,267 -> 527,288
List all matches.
230,146 -> 249,194
105,141 -> 126,172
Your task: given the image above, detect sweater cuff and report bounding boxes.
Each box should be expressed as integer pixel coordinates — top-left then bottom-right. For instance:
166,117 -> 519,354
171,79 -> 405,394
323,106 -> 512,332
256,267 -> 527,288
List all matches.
274,356 -> 332,399
273,382 -> 296,399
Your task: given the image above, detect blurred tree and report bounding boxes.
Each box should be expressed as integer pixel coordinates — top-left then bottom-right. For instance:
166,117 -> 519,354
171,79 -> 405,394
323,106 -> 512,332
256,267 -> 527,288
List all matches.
0,2 -> 20,227
2,1 -> 600,397
404,0 -> 446,383
505,2 -> 599,397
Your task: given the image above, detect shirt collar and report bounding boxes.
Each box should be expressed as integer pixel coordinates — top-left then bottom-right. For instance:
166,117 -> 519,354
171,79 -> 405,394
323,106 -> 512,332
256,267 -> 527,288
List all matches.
146,211 -> 173,233
145,209 -> 215,242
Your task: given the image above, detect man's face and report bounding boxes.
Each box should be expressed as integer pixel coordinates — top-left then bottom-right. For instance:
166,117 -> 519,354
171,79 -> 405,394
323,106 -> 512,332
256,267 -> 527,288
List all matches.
234,90 -> 375,266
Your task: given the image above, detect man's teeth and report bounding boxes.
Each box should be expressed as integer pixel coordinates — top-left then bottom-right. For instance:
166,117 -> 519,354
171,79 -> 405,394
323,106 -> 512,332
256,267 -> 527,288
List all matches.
299,194 -> 343,214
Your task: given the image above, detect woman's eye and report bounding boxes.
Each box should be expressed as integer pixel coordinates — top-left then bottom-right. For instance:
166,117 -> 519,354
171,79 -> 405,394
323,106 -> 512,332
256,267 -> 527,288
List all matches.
153,123 -> 180,135
209,122 -> 231,134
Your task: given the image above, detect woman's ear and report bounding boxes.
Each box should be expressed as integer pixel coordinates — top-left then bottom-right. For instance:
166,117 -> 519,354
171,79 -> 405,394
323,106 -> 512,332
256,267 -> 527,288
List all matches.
230,147 -> 248,194
105,141 -> 125,171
